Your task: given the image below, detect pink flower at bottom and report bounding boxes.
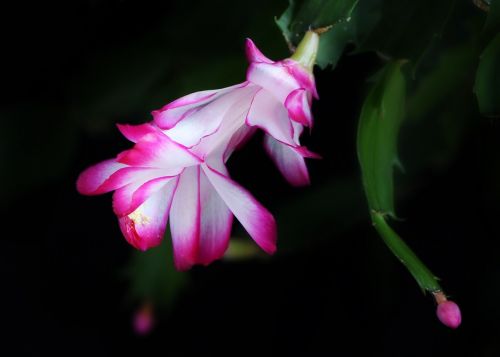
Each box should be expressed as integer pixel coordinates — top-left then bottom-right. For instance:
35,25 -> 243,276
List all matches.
133,303 -> 154,335
436,300 -> 462,329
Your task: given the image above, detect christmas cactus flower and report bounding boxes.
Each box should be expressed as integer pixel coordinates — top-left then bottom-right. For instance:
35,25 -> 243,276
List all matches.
77,125 -> 276,270
152,31 -> 321,187
77,31 -> 321,269
245,31 -> 320,186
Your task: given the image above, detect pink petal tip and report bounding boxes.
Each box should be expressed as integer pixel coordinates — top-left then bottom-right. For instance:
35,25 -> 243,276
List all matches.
436,300 -> 462,329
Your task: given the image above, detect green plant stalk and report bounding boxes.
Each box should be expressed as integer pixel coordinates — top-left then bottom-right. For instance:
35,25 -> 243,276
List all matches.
371,211 -> 442,293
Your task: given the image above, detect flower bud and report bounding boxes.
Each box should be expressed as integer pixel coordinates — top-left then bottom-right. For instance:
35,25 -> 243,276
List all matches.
436,299 -> 462,329
133,303 -> 155,335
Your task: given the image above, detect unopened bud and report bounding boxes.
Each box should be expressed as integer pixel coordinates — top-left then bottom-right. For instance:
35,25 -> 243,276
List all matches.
133,303 -> 154,335
434,292 -> 461,329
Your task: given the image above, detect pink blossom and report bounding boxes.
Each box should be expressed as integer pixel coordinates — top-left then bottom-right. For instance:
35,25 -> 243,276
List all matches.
152,31 -> 320,187
77,124 -> 276,270
436,300 -> 462,329
77,32 -> 320,269
245,32 -> 321,187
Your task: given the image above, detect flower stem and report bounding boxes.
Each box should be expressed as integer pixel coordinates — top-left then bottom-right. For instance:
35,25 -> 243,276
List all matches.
370,210 -> 442,293
290,30 -> 319,71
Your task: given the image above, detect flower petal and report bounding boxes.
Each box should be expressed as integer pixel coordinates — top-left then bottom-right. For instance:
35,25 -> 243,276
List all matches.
165,85 -> 255,148
113,174 -> 177,216
117,132 -> 202,169
293,146 -> 322,159
245,38 -> 274,64
246,89 -> 295,146
152,83 -> 248,130
202,164 -> 276,255
285,88 -> 313,127
76,159 -> 128,195
118,178 -> 177,251
282,59 -> 319,99
117,123 -> 159,143
247,62 -> 301,104
223,125 -> 257,162
169,166 -> 201,271
197,169 -> 233,265
291,121 -> 303,145
264,134 -> 310,187
189,85 -> 259,159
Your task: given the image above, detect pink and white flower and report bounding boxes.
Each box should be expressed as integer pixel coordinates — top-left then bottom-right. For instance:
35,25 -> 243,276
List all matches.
245,32 -> 320,187
77,31 -> 320,270
77,125 -> 276,270
152,31 -> 320,187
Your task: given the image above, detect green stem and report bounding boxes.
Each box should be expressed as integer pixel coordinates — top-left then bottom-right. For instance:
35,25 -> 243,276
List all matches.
290,30 -> 319,71
371,211 -> 442,293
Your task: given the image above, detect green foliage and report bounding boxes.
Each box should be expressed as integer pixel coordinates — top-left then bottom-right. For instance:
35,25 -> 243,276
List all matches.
475,34 -> 500,117
276,0 -> 456,69
483,0 -> 500,42
371,212 -> 441,292
276,0 -> 359,68
403,43 -> 475,174
357,0 -> 456,63
357,62 -> 405,217
313,1 -> 380,68
357,61 -> 442,293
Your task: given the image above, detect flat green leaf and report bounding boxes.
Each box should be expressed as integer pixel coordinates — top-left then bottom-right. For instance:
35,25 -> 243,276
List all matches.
475,33 -> 500,117
277,0 -> 455,68
357,61 -> 406,216
276,0 -> 359,68
357,0 -> 456,64
483,0 -> 500,42
402,43 -> 475,174
357,62 -> 443,293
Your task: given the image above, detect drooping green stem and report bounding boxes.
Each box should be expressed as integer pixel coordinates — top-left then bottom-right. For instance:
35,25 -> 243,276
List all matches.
371,211 -> 442,293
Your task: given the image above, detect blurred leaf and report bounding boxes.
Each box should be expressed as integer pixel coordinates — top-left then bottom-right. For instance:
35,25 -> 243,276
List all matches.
357,62 -> 442,293
314,1 -> 380,68
277,0 -> 454,69
483,0 -> 500,41
223,238 -> 264,261
475,34 -> 500,118
126,237 -> 188,312
357,61 -> 405,216
357,0 -> 455,65
401,42 -> 476,175
407,43 -> 477,122
276,0 -> 359,68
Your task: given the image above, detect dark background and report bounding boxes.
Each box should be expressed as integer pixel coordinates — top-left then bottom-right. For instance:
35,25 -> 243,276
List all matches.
2,0 -> 499,356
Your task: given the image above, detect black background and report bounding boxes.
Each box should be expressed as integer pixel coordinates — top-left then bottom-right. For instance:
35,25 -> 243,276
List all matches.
2,1 -> 499,356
